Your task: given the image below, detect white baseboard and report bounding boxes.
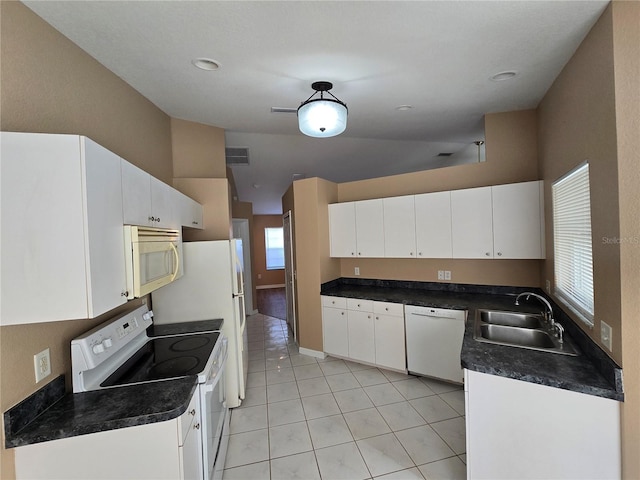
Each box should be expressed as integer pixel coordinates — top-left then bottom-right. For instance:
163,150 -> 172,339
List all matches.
299,347 -> 325,359
256,284 -> 286,290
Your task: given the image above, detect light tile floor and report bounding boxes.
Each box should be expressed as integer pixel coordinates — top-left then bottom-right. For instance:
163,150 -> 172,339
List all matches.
223,313 -> 467,480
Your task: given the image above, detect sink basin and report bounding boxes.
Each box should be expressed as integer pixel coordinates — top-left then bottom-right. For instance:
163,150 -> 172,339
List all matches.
479,310 -> 543,329
479,324 -> 556,348
473,309 -> 579,356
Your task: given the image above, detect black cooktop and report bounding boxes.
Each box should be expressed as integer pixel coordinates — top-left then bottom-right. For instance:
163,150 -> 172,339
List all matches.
101,332 -> 220,388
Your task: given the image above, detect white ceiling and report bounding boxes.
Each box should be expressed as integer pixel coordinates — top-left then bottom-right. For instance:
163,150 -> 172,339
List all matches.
23,1 -> 609,214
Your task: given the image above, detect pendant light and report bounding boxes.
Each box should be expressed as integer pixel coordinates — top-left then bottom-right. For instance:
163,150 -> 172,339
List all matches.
297,81 -> 348,138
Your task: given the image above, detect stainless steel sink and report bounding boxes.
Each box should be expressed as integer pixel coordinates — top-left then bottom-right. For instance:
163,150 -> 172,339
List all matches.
473,309 -> 579,356
479,310 -> 544,329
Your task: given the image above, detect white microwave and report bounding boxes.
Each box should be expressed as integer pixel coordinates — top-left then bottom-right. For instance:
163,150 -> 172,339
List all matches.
123,226 -> 182,299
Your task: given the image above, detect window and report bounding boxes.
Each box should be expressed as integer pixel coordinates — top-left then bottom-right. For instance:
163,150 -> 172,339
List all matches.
552,162 -> 594,326
265,227 -> 285,270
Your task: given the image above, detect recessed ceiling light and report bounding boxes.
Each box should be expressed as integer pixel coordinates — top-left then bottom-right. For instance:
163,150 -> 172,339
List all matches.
490,71 -> 517,81
396,105 -> 413,111
192,58 -> 220,71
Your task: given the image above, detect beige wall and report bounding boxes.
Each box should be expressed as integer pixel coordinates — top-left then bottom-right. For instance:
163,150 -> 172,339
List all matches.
538,2 -> 639,476
253,215 -> 286,287
171,118 -> 227,179
0,3 -> 175,478
338,110 -> 538,202
0,2 -> 173,184
611,2 -> 639,477
173,178 -> 232,241
538,5 -> 620,363
290,179 -> 340,351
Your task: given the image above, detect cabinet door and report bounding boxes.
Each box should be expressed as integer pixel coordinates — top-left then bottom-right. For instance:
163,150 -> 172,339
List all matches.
451,187 -> 493,258
83,138 -> 128,317
347,310 -> 375,364
151,177 -> 179,228
178,395 -> 203,480
178,190 -> 204,229
329,202 -> 357,257
355,199 -> 384,257
121,159 -> 152,226
374,313 -> 406,371
383,196 -> 416,258
492,181 -> 544,259
1,133 -> 88,324
415,191 -> 453,258
322,306 -> 349,357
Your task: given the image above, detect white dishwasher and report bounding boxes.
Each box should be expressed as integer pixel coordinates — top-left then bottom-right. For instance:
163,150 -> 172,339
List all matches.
405,305 -> 467,384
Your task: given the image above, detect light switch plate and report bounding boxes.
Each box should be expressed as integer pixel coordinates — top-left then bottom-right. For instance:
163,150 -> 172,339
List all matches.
600,321 -> 613,351
34,348 -> 51,383
437,270 -> 444,280
545,280 -> 551,294
444,271 -> 452,281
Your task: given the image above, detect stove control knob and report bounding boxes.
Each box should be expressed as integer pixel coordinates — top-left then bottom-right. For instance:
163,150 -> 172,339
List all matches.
92,343 -> 105,354
102,338 -> 113,349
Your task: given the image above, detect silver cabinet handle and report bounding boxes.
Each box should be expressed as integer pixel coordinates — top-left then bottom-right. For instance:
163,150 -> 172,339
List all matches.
121,291 -> 129,297
486,252 -> 491,256
194,423 -> 200,430
497,252 -> 503,256
189,409 -> 196,416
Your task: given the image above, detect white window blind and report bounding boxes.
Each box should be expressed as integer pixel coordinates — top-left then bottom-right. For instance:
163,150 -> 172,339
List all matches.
265,227 -> 285,270
552,162 -> 594,326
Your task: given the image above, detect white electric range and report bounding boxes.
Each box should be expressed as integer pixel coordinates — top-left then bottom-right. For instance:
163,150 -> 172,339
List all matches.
71,304 -> 229,480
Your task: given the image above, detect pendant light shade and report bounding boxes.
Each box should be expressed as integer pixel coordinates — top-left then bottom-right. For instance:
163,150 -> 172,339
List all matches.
297,81 -> 348,138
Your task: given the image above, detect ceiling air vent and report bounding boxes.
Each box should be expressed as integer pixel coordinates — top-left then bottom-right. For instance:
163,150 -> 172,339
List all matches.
437,152 -> 453,157
225,147 -> 250,166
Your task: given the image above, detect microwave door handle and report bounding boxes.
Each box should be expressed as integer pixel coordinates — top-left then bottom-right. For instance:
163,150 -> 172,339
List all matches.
169,242 -> 180,281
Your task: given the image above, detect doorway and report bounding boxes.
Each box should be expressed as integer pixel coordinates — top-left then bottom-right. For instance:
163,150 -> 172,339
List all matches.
232,218 -> 256,314
283,210 -> 297,341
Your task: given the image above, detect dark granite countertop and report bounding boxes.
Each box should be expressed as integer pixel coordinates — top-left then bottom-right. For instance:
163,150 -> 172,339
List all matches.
321,278 -> 623,401
147,318 -> 224,337
5,376 -> 198,448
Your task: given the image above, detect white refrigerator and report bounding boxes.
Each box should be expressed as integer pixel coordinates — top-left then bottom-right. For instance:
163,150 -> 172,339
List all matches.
151,240 -> 248,408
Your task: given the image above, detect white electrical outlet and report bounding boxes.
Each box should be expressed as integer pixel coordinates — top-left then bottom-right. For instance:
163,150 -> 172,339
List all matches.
444,271 -> 452,281
34,348 -> 51,383
545,280 -> 551,294
437,270 -> 445,280
354,267 -> 360,276
600,321 -> 613,351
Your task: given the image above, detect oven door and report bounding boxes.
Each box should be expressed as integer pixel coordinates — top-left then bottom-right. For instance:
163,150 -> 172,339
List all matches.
200,338 -> 228,480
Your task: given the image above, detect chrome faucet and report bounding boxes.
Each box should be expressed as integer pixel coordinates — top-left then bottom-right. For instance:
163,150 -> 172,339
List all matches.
515,292 -> 555,326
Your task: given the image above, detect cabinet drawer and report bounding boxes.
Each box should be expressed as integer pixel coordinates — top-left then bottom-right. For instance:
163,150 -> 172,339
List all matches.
347,298 -> 374,312
322,296 -> 347,308
178,391 -> 200,446
373,301 -> 404,316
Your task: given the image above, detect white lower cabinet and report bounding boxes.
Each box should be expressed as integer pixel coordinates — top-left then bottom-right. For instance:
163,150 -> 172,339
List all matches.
322,296 -> 349,358
464,369 -> 621,480
373,302 -> 406,370
321,296 -> 406,371
347,307 -> 376,364
15,393 -> 203,480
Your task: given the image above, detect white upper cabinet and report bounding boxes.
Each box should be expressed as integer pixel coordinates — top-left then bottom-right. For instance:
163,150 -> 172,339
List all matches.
1,133 -> 128,324
176,189 -> 204,229
415,191 -> 453,258
492,181 -> 544,259
383,195 -> 416,258
121,159 -> 152,226
451,186 -> 494,258
150,176 -> 178,228
329,181 -> 543,260
121,159 -> 201,230
355,199 -> 385,257
329,202 -> 357,257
